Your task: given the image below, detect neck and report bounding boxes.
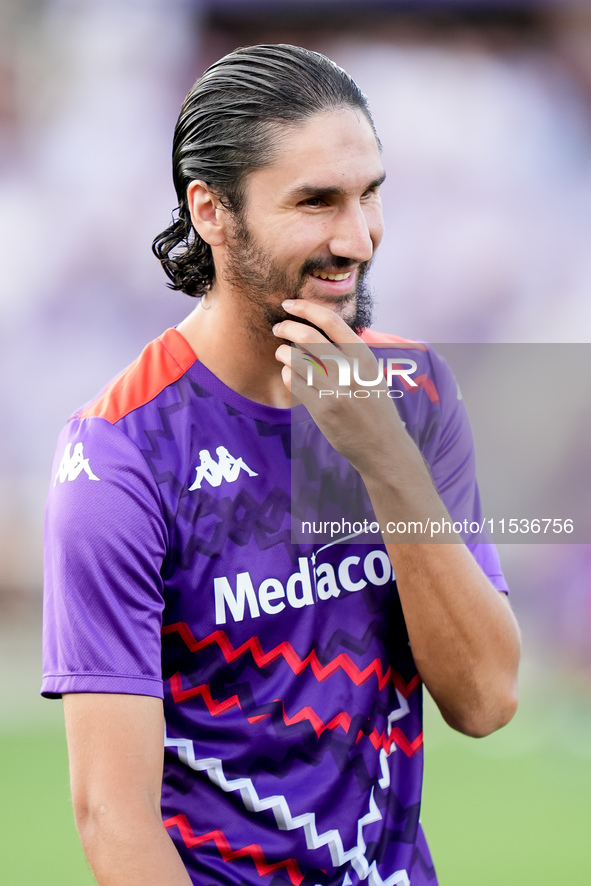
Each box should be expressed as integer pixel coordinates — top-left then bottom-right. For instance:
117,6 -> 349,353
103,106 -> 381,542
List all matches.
177,286 -> 293,409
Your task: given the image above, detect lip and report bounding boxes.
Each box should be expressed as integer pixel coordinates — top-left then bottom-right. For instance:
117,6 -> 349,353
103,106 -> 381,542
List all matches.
307,267 -> 358,297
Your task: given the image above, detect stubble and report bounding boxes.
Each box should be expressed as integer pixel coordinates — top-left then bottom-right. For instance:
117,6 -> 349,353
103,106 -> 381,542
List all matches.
221,211 -> 375,339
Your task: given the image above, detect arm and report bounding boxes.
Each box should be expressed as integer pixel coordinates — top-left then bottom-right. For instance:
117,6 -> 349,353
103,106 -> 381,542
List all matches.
274,299 -> 520,738
64,693 -> 193,886
362,472 -> 520,737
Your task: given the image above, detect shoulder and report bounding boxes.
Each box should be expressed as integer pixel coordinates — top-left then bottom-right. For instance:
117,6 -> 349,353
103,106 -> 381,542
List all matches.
49,328 -> 199,505
71,328 -> 198,425
360,327 -> 458,408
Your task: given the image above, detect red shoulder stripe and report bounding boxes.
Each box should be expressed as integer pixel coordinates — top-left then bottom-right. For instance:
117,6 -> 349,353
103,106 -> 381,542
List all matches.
361,329 -> 439,402
77,328 -> 198,424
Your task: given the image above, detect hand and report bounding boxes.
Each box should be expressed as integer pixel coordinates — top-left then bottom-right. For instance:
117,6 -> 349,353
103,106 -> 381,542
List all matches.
273,304 -> 520,740
272,299 -> 411,477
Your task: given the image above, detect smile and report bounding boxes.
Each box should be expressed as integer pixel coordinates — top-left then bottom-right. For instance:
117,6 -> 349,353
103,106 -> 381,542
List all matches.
311,269 -> 352,282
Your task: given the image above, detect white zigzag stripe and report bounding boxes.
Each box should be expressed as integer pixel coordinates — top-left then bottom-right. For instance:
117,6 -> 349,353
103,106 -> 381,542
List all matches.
388,690 -> 410,729
339,866 -> 408,886
164,720 -> 409,886
368,863 -> 409,886
378,749 -> 391,789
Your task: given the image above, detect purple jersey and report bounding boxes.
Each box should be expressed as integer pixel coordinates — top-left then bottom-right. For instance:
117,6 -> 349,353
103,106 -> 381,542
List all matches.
42,327 -> 507,886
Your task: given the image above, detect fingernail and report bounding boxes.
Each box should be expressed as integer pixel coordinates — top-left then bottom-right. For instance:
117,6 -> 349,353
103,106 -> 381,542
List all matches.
272,324 -> 281,334
282,299 -> 295,309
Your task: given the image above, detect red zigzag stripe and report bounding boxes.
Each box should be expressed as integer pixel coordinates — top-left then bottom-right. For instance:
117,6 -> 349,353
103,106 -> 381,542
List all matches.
164,814 -> 304,885
362,349 -> 439,404
370,726 -> 424,757
162,623 -> 421,694
354,725 -> 423,757
169,674 -> 351,737
396,371 -> 440,405
169,674 -> 420,755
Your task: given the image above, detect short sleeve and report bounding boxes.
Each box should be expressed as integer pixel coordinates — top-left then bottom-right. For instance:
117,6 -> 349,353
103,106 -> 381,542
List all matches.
42,416 -> 168,698
426,349 -> 508,594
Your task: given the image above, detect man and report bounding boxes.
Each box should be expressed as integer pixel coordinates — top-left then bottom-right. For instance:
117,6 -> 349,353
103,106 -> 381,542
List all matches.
42,44 -> 520,886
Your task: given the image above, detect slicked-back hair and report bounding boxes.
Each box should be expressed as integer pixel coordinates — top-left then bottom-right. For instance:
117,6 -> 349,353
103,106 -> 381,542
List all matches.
152,44 -> 376,297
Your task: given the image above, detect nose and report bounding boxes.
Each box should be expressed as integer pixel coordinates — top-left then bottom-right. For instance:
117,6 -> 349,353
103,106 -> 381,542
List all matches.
328,201 -> 380,264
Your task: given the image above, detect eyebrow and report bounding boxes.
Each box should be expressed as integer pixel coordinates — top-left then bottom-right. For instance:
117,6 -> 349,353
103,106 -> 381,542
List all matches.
285,172 -> 386,202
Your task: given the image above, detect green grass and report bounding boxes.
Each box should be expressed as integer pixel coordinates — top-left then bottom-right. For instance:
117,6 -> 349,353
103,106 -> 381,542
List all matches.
2,691 -> 590,885
421,688 -> 591,884
0,729 -> 94,885
422,733 -> 591,883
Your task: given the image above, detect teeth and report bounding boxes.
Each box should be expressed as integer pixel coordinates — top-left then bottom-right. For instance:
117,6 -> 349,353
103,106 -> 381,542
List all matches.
311,270 -> 352,281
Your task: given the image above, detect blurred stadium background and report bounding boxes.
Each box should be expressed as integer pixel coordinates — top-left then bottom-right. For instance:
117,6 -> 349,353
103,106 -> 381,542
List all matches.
1,0 -> 590,882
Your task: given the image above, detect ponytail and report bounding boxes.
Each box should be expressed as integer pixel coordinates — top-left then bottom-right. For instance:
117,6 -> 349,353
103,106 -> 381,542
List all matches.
152,198 -> 214,297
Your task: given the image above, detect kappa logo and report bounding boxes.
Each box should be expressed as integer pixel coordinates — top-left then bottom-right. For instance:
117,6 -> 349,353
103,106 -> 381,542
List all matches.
54,442 -> 100,486
189,446 -> 258,491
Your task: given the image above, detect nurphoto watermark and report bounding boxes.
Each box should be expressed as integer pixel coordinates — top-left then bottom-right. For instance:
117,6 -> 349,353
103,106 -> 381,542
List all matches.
303,351 -> 417,399
290,343 -> 591,545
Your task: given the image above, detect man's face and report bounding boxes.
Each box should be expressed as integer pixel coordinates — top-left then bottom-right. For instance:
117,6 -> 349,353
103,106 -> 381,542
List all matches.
220,107 -> 385,335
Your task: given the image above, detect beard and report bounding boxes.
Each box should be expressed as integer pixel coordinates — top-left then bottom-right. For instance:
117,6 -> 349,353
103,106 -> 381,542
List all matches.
221,211 -> 374,338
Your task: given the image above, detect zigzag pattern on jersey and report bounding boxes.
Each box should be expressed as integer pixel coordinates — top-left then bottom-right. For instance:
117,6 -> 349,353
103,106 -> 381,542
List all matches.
246,734 -> 408,792
165,722 -> 372,791
322,620 -> 386,658
253,417 -> 292,458
163,815 -> 304,885
363,806 -> 421,861
409,843 -> 438,883
162,623 -> 421,695
138,374 -> 198,496
366,727 -> 422,758
164,683 -> 418,787
164,729 -> 410,886
169,673 -> 348,737
134,385 -> 296,562
289,436 -> 374,528
174,486 -> 294,565
168,672 -> 422,757
130,348 -> 439,569
167,620 -> 392,688
341,871 -> 409,886
132,382 -> 429,577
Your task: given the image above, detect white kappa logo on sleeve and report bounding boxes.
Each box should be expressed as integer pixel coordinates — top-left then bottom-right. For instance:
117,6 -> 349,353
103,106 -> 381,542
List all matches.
189,446 -> 258,490
54,442 -> 100,485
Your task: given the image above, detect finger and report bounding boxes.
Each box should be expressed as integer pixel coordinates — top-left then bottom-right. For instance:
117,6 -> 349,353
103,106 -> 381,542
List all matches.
276,345 -> 326,394
279,299 -> 361,345
275,339 -> 342,392
292,346 -> 352,394
272,318 -> 330,346
274,343 -> 293,372
280,364 -> 292,391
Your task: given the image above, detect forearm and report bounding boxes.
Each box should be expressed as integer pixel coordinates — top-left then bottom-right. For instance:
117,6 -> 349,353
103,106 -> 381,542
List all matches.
76,801 -> 192,886
272,300 -> 521,735
362,458 -> 521,737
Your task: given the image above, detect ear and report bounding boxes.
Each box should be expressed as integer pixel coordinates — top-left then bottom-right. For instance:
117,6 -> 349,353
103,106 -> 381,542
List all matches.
186,180 -> 227,247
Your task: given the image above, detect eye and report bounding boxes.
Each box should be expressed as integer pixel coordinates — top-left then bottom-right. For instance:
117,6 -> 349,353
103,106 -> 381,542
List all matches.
361,186 -> 380,202
300,196 -> 327,208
